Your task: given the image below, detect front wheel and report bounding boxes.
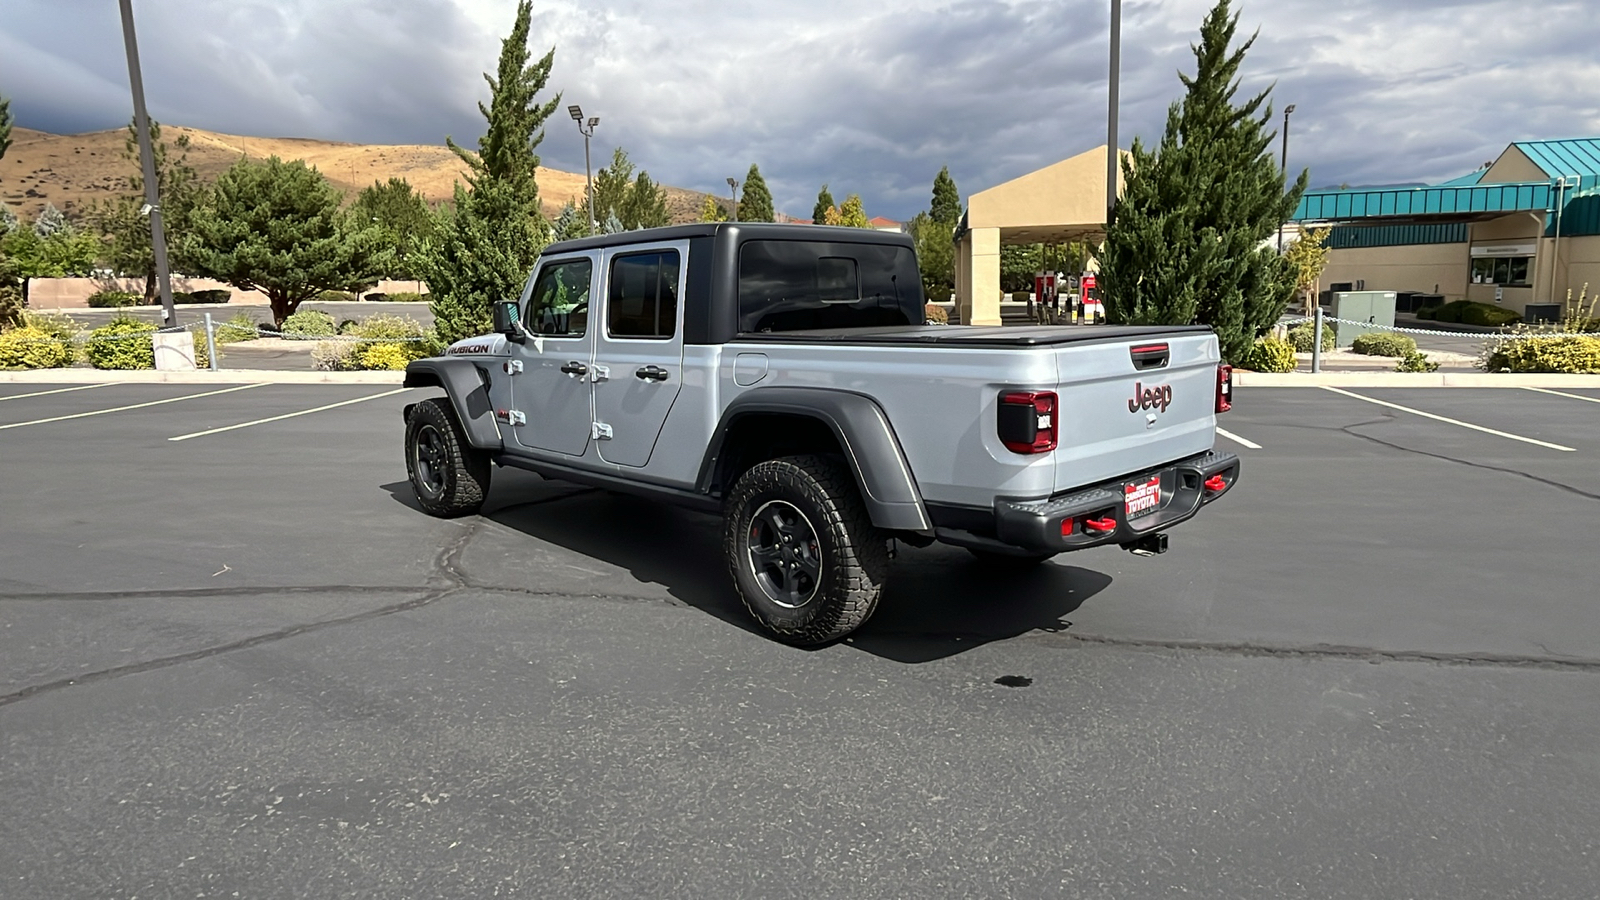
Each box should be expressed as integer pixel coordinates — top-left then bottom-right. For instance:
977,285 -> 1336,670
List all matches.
405,398 -> 490,517
723,455 -> 890,645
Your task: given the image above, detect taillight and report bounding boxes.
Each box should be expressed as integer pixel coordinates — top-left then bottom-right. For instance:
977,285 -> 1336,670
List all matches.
1215,364 -> 1233,414
998,391 -> 1058,454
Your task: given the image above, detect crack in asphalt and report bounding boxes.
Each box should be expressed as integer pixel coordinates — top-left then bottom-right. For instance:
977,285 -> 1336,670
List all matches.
1045,631 -> 1600,672
0,585 -> 431,603
0,522 -> 482,709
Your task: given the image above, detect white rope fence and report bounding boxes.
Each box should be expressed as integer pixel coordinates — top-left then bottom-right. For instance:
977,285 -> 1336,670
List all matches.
1283,315 -> 1600,339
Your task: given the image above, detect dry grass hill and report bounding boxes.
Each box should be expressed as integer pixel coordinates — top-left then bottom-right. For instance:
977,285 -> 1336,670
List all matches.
1,125 -> 715,224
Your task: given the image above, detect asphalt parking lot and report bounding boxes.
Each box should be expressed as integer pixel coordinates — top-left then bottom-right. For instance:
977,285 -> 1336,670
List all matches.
2,382 -> 1598,897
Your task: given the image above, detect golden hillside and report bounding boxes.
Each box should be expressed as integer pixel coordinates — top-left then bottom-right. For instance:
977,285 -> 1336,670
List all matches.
1,125 -> 716,224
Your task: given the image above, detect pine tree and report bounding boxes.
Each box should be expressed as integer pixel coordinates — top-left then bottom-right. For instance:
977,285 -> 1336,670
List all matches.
1098,0 -> 1306,364
624,171 -> 670,229
837,194 -> 870,228
1,203 -> 17,234
930,166 -> 961,226
592,147 -> 635,225
812,184 -> 835,225
737,164 -> 774,223
189,156 -> 384,324
352,177 -> 434,279
0,94 -> 12,163
553,200 -> 591,240
33,203 -> 66,237
89,119 -> 204,302
424,0 -> 559,344
908,212 -> 954,300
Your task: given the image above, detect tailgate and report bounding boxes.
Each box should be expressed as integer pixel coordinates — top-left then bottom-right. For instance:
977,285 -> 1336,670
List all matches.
1050,331 -> 1219,493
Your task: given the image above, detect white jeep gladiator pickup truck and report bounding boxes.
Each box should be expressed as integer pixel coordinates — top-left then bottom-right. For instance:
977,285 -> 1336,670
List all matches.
403,223 -> 1239,644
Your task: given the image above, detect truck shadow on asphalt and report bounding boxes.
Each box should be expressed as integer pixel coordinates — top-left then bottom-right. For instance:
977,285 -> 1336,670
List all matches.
383,473 -> 1112,663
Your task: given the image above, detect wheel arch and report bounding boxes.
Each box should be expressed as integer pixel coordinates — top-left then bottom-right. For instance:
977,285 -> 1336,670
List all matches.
403,358 -> 503,451
698,387 -> 931,532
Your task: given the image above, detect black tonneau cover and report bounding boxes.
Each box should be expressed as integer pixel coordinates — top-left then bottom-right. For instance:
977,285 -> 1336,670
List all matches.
730,324 -> 1213,348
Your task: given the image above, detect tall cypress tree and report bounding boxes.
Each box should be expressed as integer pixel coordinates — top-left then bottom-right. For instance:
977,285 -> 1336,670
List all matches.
1098,0 -> 1306,364
812,184 -> 835,225
930,166 -> 961,226
737,164 -> 774,223
423,0 -> 559,344
0,94 -> 13,162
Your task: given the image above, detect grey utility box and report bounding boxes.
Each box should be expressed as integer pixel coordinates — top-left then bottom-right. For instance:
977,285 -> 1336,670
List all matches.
1330,291 -> 1397,347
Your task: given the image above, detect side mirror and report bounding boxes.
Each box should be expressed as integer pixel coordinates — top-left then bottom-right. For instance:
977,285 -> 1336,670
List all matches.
492,301 -> 526,343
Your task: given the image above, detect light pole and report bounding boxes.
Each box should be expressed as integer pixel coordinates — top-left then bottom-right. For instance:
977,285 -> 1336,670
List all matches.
569,105 -> 598,233
727,177 -> 739,222
1106,0 -> 1121,222
1279,104 -> 1296,253
117,0 -> 177,327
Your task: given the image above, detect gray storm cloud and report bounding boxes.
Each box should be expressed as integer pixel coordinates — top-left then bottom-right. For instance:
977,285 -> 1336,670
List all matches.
3,0 -> 1597,219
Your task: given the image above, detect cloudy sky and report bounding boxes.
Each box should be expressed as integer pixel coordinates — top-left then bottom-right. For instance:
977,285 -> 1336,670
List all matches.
3,0 -> 1598,220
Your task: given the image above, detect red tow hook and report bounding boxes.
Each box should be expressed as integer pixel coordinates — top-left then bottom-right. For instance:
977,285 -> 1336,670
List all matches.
1084,517 -> 1118,533
1204,474 -> 1229,493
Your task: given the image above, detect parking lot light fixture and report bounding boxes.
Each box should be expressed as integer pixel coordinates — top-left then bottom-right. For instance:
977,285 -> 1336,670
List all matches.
570,105 -> 598,233
1279,104 -> 1296,253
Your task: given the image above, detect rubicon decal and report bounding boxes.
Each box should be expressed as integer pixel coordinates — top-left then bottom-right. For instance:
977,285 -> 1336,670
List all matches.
1128,382 -> 1173,414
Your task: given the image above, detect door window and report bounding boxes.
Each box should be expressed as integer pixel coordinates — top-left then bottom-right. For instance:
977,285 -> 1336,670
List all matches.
527,258 -> 593,336
607,251 -> 680,339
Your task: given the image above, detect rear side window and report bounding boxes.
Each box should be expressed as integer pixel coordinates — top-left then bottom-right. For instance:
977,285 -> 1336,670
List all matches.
737,240 -> 924,333
608,251 -> 680,339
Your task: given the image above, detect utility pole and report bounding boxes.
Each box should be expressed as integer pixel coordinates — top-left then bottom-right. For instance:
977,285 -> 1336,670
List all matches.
118,0 -> 177,326
1106,0 -> 1121,222
727,177 -> 739,222
1279,104 -> 1296,253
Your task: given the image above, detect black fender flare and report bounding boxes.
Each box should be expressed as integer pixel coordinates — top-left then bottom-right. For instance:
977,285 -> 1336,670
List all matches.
698,387 -> 931,532
402,358 -> 503,450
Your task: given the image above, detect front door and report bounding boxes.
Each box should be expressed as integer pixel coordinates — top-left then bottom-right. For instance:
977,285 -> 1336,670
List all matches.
592,243 -> 687,467
510,253 -> 597,457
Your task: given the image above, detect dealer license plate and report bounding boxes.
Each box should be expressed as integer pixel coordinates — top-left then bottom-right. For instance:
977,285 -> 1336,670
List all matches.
1124,475 -> 1161,519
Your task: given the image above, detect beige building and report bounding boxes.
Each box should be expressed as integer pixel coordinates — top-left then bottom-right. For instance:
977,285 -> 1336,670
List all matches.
954,145 -> 1126,325
1298,138 -> 1600,321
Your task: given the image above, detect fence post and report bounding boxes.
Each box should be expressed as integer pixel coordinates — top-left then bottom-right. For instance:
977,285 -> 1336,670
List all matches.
203,312 -> 219,372
1311,306 -> 1324,374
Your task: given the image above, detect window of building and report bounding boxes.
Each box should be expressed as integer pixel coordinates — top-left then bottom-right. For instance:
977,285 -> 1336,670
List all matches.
607,251 -> 680,339
1471,256 -> 1531,286
737,241 -> 923,332
526,258 -> 592,336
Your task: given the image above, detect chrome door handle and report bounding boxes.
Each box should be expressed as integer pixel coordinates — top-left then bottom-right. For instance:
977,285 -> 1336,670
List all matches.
635,365 -> 669,382
560,361 -> 588,377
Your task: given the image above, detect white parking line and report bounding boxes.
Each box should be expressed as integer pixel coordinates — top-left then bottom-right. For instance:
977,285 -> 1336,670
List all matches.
0,383 -> 115,402
1523,386 -> 1600,405
1319,386 -> 1576,452
168,388 -> 412,442
0,384 -> 265,431
1215,427 -> 1262,450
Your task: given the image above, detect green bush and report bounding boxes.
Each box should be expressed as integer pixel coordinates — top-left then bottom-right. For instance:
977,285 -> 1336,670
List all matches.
1350,332 -> 1418,357
1427,300 -> 1473,323
280,309 -> 338,338
1459,303 -> 1520,327
24,310 -> 83,344
87,290 -> 139,308
0,325 -> 76,369
1244,337 -> 1297,373
84,315 -> 157,369
1415,305 -> 1439,320
1288,321 -> 1334,353
1395,351 -> 1440,373
312,341 -> 356,372
375,291 -> 427,303
315,290 -> 357,303
177,289 -> 230,304
213,313 -> 261,344
342,314 -> 437,368
1487,335 -> 1600,373
924,303 -> 949,325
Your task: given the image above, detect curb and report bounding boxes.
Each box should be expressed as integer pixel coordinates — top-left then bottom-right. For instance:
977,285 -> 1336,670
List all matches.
1235,372 -> 1600,388
0,369 -> 405,385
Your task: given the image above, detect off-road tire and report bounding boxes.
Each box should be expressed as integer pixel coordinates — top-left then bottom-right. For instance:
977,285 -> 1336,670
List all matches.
967,549 -> 1057,568
724,454 -> 890,645
406,398 -> 490,518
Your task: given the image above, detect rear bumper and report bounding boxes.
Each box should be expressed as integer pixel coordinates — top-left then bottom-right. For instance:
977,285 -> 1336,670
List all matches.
932,450 -> 1240,556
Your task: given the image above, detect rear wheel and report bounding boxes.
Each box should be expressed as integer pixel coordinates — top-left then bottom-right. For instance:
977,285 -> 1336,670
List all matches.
723,455 -> 890,645
406,398 -> 490,517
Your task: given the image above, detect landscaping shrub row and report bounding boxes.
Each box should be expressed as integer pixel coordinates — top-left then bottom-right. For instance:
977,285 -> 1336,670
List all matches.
1416,300 -> 1520,327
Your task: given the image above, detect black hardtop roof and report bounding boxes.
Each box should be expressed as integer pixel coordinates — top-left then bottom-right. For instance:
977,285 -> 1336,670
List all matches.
543,222 -> 915,255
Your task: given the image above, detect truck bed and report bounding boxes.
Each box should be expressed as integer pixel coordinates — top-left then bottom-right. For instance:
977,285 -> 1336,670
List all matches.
731,324 -> 1213,348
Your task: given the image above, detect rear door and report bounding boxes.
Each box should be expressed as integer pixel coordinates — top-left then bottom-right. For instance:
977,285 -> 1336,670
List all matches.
1050,332 -> 1219,492
510,252 -> 598,457
591,240 -> 688,467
